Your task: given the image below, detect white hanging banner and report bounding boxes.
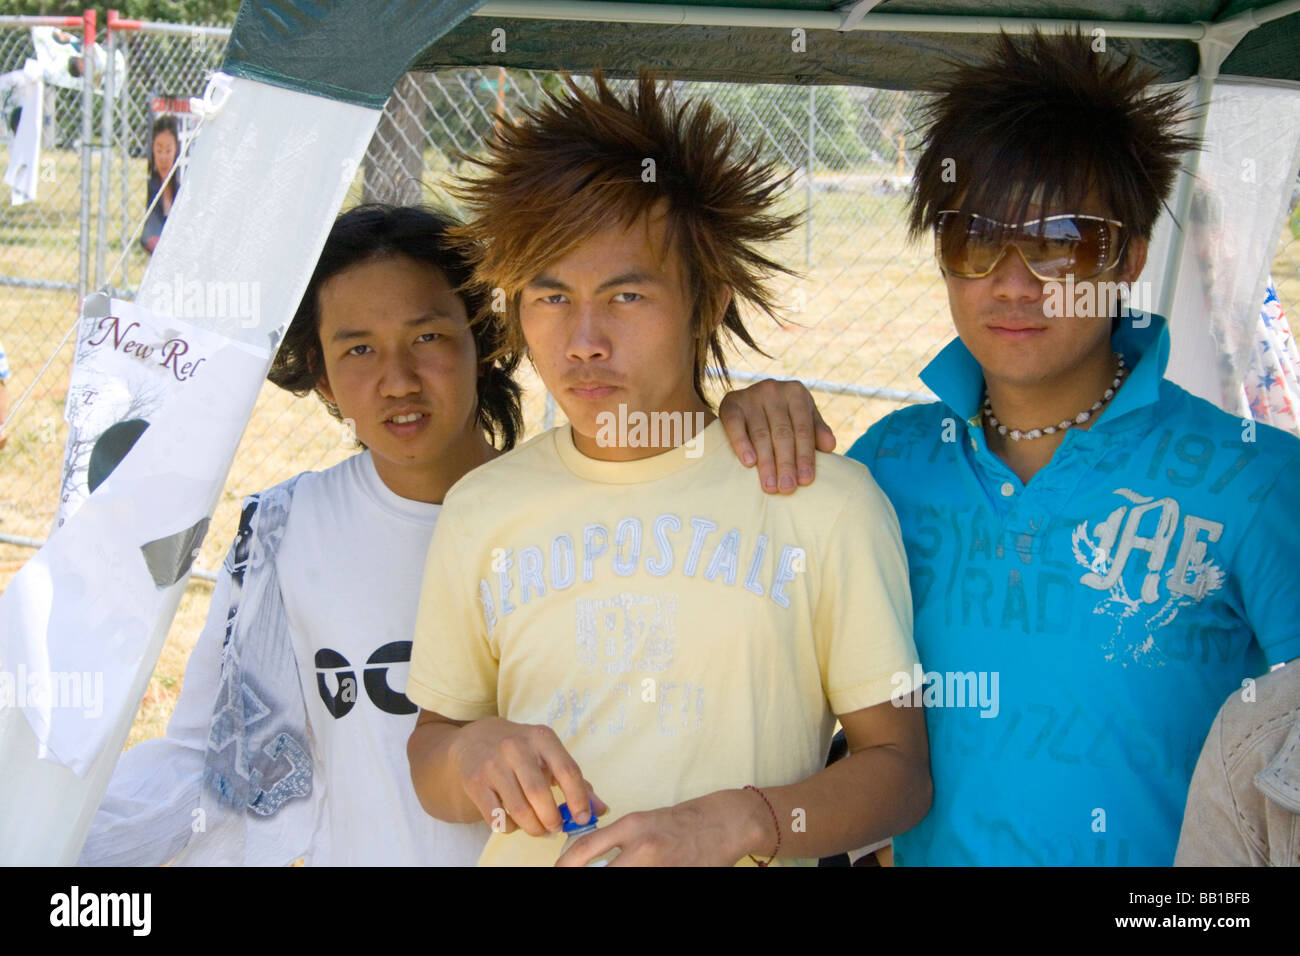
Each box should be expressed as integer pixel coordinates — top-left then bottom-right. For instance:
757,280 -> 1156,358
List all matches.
29,25 -> 126,95
1,60 -> 43,205
10,294 -> 270,773
0,73 -> 379,865
56,294 -> 263,529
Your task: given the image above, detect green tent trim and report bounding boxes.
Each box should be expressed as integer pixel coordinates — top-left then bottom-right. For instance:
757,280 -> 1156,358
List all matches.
221,1 -> 1300,108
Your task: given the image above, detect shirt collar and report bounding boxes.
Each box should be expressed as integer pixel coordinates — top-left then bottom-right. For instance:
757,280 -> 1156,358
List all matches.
919,311 -> 1170,428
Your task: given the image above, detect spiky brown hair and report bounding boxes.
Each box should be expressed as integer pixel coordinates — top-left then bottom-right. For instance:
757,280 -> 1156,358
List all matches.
909,29 -> 1198,242
445,70 -> 801,403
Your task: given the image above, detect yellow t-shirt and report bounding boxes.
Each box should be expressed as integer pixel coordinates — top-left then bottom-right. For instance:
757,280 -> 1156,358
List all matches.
406,420 -> 918,865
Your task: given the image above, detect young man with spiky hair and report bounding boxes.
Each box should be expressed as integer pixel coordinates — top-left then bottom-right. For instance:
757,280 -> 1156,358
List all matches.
405,73 -> 931,866
829,30 -> 1300,865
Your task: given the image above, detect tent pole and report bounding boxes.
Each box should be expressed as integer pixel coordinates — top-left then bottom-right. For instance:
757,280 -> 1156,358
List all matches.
475,2 -> 1205,39
1215,0 -> 1300,30
1156,74 -> 1214,323
1156,17 -> 1260,320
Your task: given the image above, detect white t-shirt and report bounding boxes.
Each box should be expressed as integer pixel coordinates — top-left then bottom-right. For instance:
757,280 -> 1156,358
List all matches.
80,451 -> 489,866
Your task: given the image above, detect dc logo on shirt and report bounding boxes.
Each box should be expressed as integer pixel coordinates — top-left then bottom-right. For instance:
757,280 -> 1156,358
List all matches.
314,641 -> 417,718
1072,488 -> 1225,659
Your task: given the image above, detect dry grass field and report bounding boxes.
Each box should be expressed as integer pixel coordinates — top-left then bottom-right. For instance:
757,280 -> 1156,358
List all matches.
2,143 -> 1298,754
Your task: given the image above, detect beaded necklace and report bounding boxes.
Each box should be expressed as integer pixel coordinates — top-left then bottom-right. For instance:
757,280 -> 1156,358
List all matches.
983,352 -> 1127,441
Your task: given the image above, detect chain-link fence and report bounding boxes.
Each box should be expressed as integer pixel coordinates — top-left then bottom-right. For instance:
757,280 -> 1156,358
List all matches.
2,16 -> 1299,591
0,16 -> 87,559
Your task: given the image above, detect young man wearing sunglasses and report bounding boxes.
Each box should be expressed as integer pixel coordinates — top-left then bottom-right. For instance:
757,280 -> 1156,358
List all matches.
825,31 -> 1300,865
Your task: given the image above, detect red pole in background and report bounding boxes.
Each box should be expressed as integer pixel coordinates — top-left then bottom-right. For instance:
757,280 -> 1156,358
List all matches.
17,16 -> 83,27
107,9 -> 145,31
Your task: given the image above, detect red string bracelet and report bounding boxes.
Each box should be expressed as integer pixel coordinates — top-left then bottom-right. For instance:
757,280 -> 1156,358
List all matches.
744,784 -> 781,866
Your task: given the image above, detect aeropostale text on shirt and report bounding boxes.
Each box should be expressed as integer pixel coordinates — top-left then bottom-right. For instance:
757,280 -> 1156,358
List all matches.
478,514 -> 808,634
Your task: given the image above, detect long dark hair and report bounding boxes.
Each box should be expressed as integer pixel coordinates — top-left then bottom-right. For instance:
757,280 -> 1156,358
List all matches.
147,114 -> 181,191
268,204 -> 524,451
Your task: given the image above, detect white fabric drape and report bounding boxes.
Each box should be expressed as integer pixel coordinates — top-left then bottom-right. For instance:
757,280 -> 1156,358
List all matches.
1149,78 -> 1300,418
0,74 -> 379,865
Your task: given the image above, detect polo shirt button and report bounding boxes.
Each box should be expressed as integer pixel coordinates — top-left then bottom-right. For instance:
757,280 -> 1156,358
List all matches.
1000,482 -> 1015,497
969,437 -> 977,450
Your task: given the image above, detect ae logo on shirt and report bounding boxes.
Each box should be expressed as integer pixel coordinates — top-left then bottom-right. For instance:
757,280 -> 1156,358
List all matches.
314,641 -> 417,718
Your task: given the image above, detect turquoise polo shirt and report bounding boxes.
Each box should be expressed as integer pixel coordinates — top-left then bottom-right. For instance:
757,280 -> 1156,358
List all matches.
848,314 -> 1300,866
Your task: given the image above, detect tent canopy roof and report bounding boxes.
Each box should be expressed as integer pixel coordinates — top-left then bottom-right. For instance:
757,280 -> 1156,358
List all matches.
222,0 -> 1300,109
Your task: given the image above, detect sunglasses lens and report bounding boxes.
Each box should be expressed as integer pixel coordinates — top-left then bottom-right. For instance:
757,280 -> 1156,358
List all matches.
937,213 -> 1119,280
937,212 -> 1004,276
1034,217 -> 1112,279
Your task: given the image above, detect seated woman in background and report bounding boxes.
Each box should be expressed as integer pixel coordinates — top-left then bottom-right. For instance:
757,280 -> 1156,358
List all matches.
140,114 -> 180,254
